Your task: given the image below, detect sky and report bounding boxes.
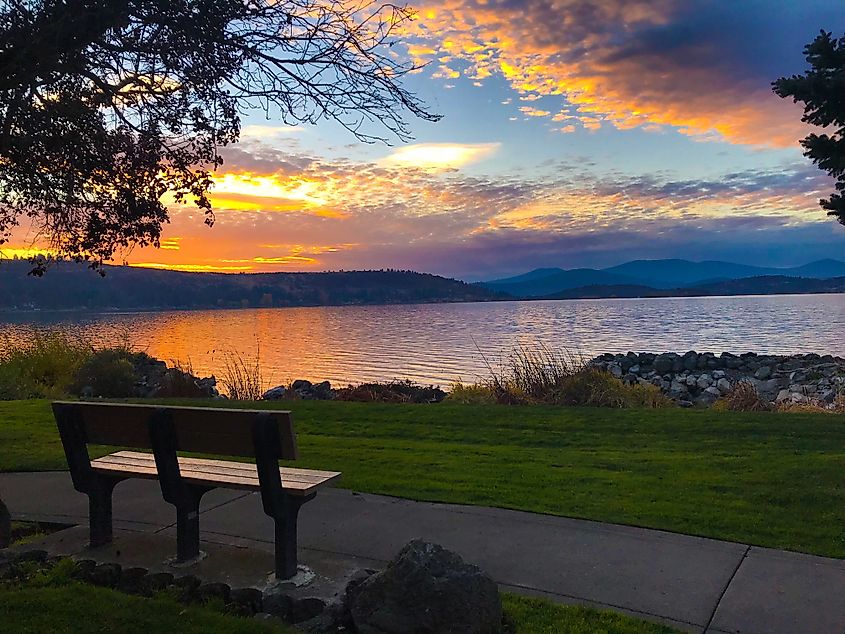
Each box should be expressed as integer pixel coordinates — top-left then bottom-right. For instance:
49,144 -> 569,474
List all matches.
8,0 -> 845,280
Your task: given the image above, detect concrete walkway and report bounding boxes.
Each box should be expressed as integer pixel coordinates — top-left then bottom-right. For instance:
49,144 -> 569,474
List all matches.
2,471 -> 843,633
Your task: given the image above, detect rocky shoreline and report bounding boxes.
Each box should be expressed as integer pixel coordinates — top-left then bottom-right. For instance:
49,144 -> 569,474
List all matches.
589,351 -> 845,408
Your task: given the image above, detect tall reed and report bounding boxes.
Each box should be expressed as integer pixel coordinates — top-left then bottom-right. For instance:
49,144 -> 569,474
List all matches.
219,347 -> 265,401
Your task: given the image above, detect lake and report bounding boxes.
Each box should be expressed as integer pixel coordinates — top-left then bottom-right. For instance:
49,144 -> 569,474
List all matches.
2,293 -> 844,387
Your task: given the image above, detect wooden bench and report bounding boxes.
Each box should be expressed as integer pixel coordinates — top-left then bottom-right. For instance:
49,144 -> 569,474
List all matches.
52,401 -> 340,579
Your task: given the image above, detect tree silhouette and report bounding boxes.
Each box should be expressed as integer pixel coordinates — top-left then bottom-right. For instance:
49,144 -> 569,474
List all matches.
774,31 -> 845,225
0,0 -> 439,272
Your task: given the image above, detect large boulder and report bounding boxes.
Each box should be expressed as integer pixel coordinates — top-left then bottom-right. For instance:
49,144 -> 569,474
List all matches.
348,540 -> 502,634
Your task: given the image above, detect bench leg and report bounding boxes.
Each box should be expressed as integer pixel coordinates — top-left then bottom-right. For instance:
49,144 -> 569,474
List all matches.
87,478 -> 120,548
175,486 -> 210,563
272,494 -> 313,580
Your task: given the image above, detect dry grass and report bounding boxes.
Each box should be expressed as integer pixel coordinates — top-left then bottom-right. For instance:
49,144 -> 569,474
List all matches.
774,393 -> 845,414
465,344 -> 672,408
218,349 -> 265,400
713,380 -> 771,412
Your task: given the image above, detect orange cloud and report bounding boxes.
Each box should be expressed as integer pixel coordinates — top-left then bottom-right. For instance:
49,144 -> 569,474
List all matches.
402,0 -> 810,146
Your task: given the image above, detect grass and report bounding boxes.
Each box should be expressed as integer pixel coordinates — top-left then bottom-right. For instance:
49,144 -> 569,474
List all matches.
0,576 -> 677,634
9,521 -> 66,546
0,583 -> 293,634
1,399 -> 844,557
502,594 -> 678,634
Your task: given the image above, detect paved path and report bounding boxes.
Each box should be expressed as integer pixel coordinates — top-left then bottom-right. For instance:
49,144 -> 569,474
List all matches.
2,471 -> 844,633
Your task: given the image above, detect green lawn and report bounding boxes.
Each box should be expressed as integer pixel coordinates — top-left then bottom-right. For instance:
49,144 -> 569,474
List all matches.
1,399 -> 844,557
0,584 -> 292,633
0,585 -> 680,634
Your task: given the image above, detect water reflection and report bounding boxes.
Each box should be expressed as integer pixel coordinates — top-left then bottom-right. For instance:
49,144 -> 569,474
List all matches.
1,294 -> 844,387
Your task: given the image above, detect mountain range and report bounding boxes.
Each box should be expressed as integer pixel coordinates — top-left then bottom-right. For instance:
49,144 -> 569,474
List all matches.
482,259 -> 845,298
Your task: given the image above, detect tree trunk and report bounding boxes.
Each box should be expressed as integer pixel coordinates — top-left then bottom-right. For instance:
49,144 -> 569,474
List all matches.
0,497 -> 10,548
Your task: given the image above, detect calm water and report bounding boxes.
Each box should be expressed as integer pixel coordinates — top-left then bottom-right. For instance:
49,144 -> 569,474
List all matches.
1,294 -> 844,387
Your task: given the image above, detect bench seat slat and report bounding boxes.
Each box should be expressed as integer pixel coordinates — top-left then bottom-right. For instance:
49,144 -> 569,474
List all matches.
97,452 -> 335,484
91,451 -> 340,496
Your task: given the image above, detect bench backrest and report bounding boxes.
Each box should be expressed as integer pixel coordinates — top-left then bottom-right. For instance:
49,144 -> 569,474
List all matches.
51,402 -> 298,460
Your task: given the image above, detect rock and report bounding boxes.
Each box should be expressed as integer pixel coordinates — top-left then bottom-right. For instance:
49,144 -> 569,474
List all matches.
704,386 -> 721,397
292,379 -> 313,391
262,385 -> 288,400
312,381 -> 332,398
670,380 -> 688,395
174,574 -> 202,601
588,351 -> 845,409
143,571 -> 174,593
751,378 -> 779,395
118,566 -> 149,595
348,540 -> 502,634
91,562 -> 122,588
197,582 -> 231,604
297,602 -> 353,634
653,354 -> 675,373
71,558 -> 97,581
290,597 -> 327,623
820,389 -> 837,404
776,389 -> 790,403
682,351 -> 699,371
695,391 -> 719,406
754,366 -> 772,380
262,591 -> 293,619
230,587 -> 264,616
608,364 -> 623,378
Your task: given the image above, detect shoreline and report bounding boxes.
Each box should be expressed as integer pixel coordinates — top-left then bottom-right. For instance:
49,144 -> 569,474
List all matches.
3,289 -> 845,315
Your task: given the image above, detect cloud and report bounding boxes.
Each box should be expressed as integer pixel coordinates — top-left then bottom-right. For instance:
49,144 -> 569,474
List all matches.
381,142 -> 501,169
401,0 -> 839,146
117,138 -> 834,276
9,135 -> 835,277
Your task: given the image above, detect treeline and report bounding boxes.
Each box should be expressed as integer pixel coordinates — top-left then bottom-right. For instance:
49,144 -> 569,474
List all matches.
0,261 -> 500,310
541,275 -> 845,300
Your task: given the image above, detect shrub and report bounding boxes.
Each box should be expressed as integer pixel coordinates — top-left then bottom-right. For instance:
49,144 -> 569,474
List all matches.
154,358 -> 212,398
0,330 -> 93,399
334,380 -> 446,403
713,380 -> 771,412
71,349 -> 137,398
444,383 -> 497,404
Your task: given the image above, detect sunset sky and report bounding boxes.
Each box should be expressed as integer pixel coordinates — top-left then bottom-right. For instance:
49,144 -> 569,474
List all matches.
9,0 -> 845,280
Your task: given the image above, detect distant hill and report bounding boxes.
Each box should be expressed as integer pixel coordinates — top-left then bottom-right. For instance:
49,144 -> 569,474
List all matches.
483,259 -> 845,298
482,268 -> 643,298
540,276 -> 845,301
0,261 -> 502,311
